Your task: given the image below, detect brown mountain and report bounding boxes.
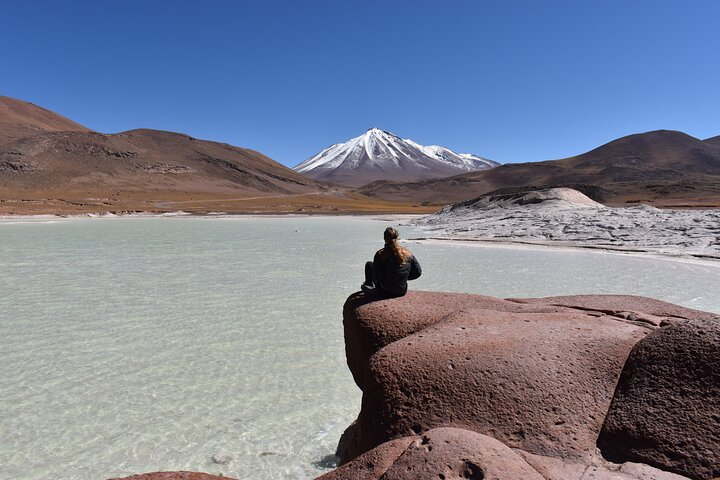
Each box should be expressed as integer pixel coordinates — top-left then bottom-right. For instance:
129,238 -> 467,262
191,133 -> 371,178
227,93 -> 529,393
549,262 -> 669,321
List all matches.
0,96 -> 431,215
359,130 -> 720,208
0,96 -> 90,146
705,135 -> 720,147
2,128 -> 324,194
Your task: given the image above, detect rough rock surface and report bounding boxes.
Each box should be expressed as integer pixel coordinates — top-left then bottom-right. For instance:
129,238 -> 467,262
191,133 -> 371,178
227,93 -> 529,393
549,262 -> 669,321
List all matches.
598,318 -> 720,479
343,290 -> 532,388
352,307 -> 645,461
333,291 -> 718,480
321,427 -> 691,480
110,473 -> 233,480
319,427 -> 544,480
316,436 -> 416,480
412,187 -> 720,260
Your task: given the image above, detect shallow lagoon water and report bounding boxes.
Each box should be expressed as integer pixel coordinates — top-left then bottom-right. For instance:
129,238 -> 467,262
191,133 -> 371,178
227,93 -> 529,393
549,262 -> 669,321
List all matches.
1,216 -> 719,480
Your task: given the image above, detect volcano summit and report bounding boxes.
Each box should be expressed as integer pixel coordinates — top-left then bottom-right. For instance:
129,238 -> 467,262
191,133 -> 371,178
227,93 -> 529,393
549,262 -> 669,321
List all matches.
293,128 -> 497,187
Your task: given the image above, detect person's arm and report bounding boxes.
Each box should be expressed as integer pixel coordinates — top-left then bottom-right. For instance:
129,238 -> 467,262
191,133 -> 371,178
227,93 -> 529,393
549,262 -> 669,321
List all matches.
408,255 -> 422,280
372,251 -> 383,285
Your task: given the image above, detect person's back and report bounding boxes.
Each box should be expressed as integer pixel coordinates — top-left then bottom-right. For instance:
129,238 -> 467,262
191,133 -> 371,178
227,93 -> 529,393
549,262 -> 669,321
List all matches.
362,227 -> 421,297
372,247 -> 421,296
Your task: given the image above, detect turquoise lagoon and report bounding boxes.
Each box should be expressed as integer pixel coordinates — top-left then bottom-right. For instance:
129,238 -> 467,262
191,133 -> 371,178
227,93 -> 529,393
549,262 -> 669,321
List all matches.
1,216 -> 718,479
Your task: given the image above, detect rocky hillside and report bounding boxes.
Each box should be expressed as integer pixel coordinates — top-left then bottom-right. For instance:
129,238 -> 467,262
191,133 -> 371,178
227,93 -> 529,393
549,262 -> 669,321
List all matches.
0,96 -> 325,195
358,130 -> 720,208
1,127 -> 323,195
705,135 -> 720,147
4,96 -> 438,214
0,96 -> 443,214
0,95 -> 90,146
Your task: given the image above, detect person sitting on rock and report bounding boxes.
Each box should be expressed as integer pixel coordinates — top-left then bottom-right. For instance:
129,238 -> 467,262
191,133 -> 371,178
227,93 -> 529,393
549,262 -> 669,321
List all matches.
362,227 -> 422,297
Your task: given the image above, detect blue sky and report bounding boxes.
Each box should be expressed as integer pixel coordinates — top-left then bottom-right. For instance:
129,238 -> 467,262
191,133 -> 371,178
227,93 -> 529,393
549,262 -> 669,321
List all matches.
2,1 -> 719,166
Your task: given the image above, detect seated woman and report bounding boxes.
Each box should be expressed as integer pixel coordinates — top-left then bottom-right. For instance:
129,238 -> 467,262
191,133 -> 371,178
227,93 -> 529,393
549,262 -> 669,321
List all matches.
362,227 -> 422,297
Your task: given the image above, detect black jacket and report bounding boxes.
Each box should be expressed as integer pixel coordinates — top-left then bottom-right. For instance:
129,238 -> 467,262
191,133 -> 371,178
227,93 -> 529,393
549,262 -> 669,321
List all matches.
372,250 -> 422,296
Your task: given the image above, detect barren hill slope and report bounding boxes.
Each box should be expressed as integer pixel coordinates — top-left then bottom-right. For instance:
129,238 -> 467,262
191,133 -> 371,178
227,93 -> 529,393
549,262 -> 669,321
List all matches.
705,135 -> 720,147
359,130 -> 720,207
1,127 -> 323,194
1,96 -> 432,214
0,96 -> 90,146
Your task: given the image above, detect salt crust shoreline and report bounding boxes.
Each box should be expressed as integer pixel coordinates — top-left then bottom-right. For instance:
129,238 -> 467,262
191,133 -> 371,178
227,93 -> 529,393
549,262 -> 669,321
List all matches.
2,210 -> 719,267
0,211 -> 424,221
411,188 -> 720,266
408,237 -> 720,269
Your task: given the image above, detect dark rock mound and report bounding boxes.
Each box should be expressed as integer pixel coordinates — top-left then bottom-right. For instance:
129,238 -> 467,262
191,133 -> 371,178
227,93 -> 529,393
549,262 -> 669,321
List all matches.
598,318 -> 720,479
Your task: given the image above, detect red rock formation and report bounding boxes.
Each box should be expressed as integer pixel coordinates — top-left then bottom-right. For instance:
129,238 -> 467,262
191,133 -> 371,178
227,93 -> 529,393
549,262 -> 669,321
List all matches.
598,318 -> 720,479
317,437 -> 416,480
319,427 -> 544,480
334,291 -> 718,480
110,473 -> 233,480
322,427 -> 690,480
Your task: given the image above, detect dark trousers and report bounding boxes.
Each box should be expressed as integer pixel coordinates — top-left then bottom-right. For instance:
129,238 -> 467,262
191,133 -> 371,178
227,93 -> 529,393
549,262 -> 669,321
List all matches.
364,261 -> 374,286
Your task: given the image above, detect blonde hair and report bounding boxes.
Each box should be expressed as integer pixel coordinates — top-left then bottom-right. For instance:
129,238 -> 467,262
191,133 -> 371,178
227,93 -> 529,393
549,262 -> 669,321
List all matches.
381,227 -> 410,265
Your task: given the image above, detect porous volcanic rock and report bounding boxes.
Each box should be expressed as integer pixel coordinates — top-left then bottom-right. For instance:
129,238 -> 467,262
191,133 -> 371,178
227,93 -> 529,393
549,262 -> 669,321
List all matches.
322,427 -> 691,480
110,473 -> 233,480
343,291 -> 541,388
342,292 -> 715,391
337,290 -> 717,475
511,295 -> 714,328
598,318 -> 720,479
514,450 -> 691,480
319,427 -> 545,480
316,436 -> 416,480
351,308 -> 645,461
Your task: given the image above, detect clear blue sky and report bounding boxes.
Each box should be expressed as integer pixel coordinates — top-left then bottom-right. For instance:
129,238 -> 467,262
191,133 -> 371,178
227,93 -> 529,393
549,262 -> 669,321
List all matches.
2,1 -> 719,166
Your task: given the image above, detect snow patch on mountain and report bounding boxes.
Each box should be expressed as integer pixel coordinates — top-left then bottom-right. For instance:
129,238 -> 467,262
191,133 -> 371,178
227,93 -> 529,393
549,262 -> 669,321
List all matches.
293,128 -> 497,184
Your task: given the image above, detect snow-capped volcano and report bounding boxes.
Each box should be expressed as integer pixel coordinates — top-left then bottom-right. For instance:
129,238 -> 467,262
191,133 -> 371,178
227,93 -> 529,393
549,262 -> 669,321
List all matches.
293,128 -> 498,187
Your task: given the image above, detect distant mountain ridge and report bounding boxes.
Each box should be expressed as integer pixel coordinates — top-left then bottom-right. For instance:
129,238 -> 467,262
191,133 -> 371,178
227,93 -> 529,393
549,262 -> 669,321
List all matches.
704,135 -> 720,147
293,128 -> 497,187
3,94 -> 719,212
2,127 -> 322,193
0,95 -> 90,146
0,95 -> 333,214
359,129 -> 720,208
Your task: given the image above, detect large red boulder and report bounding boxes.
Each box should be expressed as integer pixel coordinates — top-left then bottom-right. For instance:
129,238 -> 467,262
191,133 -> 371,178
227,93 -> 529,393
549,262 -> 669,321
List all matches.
598,318 -> 720,479
342,291 -> 531,389
110,473 -> 233,480
337,291 -> 717,475
349,307 -> 646,461
342,292 -> 712,391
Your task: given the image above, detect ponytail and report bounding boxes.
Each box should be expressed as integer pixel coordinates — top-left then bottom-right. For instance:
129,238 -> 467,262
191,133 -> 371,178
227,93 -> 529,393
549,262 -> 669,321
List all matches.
382,227 -> 409,265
